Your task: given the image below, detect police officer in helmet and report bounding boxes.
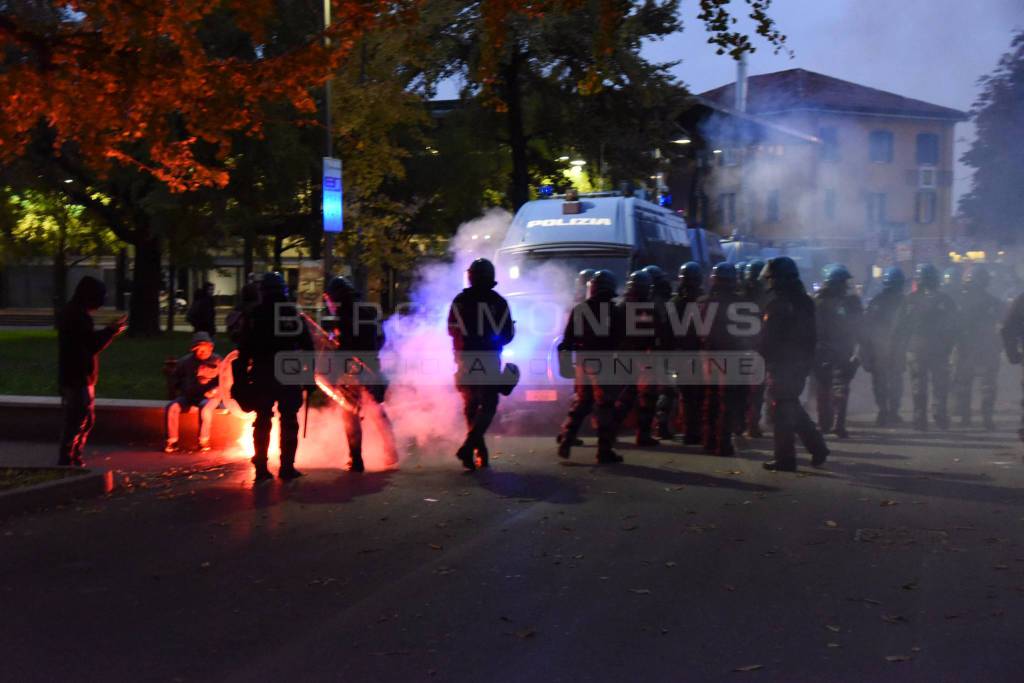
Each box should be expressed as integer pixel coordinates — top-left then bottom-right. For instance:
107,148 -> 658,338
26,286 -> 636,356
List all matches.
699,262 -> 746,456
953,265 -> 1003,429
758,257 -> 829,471
447,258 -> 515,470
557,269 -> 625,463
813,264 -> 863,438
672,261 -> 705,444
862,266 -> 907,426
614,269 -> 668,447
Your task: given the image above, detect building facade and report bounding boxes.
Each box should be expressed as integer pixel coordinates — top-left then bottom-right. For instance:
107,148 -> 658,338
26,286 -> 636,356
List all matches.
696,69 -> 966,274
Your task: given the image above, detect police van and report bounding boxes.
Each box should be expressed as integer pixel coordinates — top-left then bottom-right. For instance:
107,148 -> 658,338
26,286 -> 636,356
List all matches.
492,193 -> 722,423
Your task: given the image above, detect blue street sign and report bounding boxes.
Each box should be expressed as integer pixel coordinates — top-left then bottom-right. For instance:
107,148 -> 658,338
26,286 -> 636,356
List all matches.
323,156 -> 343,233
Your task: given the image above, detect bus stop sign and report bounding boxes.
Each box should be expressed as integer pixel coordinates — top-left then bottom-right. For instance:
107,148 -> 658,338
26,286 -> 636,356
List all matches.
322,157 -> 343,233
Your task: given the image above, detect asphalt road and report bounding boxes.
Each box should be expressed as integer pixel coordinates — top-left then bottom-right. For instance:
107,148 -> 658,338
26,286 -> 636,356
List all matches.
2,406 -> 1024,681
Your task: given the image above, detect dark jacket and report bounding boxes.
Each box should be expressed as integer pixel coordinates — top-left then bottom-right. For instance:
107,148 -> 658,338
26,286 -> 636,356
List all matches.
558,295 -> 625,353
1001,292 -> 1024,364
814,286 -> 863,361
56,303 -> 118,388
956,287 -> 1003,356
699,287 -> 744,352
761,282 -> 817,373
670,286 -> 705,352
862,287 -> 905,371
187,291 -> 216,334
237,300 -> 314,385
171,352 -> 222,404
894,288 -> 958,356
447,286 -> 514,353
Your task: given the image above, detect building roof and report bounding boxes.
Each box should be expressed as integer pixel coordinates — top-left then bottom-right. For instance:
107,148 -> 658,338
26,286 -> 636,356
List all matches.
700,68 -> 967,121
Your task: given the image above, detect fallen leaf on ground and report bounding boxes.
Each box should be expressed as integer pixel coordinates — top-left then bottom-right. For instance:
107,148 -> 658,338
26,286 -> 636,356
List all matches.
428,544 -> 443,550
825,625 -> 841,633
881,614 -> 908,624
901,579 -> 919,591
880,499 -> 899,507
515,628 -> 536,639
733,664 -> 763,672
629,588 -> 652,595
824,520 -> 839,528
885,655 -> 911,663
827,642 -> 841,648
423,498 -> 439,503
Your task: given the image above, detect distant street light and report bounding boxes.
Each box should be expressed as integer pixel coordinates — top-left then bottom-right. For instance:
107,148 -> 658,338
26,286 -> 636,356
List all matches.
557,155 -> 570,161
672,138 -> 692,145
712,149 -> 723,155
570,159 -> 586,167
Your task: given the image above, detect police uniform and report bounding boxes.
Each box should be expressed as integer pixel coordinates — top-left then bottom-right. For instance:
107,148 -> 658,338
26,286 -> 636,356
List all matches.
862,269 -> 906,426
952,268 -> 1003,428
813,265 -> 863,438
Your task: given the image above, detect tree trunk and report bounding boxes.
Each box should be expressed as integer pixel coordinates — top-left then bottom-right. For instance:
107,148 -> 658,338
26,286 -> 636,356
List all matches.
115,248 -> 128,310
129,235 -> 162,336
52,219 -> 68,325
243,234 -> 254,277
166,262 -> 175,334
504,48 -> 530,211
273,230 -> 283,272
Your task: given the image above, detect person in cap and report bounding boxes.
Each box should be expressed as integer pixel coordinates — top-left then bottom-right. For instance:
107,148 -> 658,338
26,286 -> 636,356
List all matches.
236,272 -> 314,481
447,258 -> 515,470
739,260 -> 768,437
812,264 -> 863,438
556,269 -> 626,463
758,257 -> 829,471
56,276 -> 128,467
862,267 -> 907,426
322,275 -> 394,472
1001,290 -> 1024,441
671,261 -> 706,444
894,264 -> 958,431
699,262 -> 747,456
952,265 -> 1003,429
164,332 -> 221,453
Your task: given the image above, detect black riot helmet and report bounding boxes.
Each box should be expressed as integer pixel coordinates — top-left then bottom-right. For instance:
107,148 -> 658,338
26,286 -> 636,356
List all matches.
260,272 -> 289,302
587,269 -> 617,300
642,265 -> 672,300
576,269 -> 597,299
744,259 -> 765,283
881,267 -> 906,291
71,275 -> 107,310
760,256 -> 800,291
965,264 -> 991,290
821,263 -> 852,291
467,258 -> 497,289
624,269 -> 653,302
324,276 -> 358,315
709,262 -> 738,291
677,261 -> 703,291
914,263 -> 940,290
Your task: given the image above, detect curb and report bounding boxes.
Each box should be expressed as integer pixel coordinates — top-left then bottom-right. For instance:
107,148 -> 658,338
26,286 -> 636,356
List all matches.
0,468 -> 115,517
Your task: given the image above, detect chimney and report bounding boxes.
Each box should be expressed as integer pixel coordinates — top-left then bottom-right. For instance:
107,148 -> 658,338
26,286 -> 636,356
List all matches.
735,54 -> 748,113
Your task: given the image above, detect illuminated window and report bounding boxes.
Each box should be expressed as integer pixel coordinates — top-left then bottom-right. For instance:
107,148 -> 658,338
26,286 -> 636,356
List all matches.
869,130 -> 894,163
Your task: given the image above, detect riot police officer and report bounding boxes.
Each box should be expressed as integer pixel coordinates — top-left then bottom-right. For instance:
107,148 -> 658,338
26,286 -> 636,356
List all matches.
643,265 -> 676,439
615,269 -> 668,446
862,267 -> 907,426
671,261 -> 705,444
953,265 -> 1003,429
759,257 -> 829,471
1001,291 -> 1024,441
813,264 -> 863,438
237,272 -> 314,481
447,258 -> 515,470
557,270 -> 625,463
739,260 -> 767,437
894,264 -> 957,431
699,263 -> 746,456
323,275 -> 394,472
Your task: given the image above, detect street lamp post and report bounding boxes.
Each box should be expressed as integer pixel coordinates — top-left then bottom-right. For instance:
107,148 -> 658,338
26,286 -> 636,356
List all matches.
323,0 -> 334,285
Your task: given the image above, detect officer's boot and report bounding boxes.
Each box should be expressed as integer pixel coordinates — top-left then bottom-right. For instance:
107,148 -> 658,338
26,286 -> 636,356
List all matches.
555,430 -> 574,459
832,391 -> 850,439
475,440 -> 490,468
348,446 -> 365,473
252,419 -> 273,482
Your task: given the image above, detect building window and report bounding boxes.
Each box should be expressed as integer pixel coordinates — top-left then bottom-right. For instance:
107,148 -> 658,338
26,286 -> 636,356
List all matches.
765,191 -> 780,222
718,193 -> 736,225
915,191 -> 937,224
824,189 -> 837,220
869,130 -> 894,163
916,133 -> 939,165
866,192 -> 887,227
818,127 -> 839,161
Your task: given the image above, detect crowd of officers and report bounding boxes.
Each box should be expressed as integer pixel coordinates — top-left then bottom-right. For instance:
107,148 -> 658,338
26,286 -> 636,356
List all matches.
552,257 -> 1022,472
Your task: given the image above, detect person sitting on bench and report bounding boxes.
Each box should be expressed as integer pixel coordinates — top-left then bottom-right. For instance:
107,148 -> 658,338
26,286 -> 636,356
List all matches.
165,332 -> 221,453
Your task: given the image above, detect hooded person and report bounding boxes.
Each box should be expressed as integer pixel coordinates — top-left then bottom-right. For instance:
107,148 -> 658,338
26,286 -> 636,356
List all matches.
322,275 -> 395,472
164,332 -> 221,453
447,258 -> 515,470
862,267 -> 908,426
556,269 -> 626,463
758,257 -> 829,471
812,264 -> 863,438
236,272 -> 314,481
894,263 -> 958,431
952,265 -> 1003,429
56,276 -> 128,466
